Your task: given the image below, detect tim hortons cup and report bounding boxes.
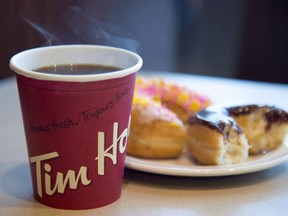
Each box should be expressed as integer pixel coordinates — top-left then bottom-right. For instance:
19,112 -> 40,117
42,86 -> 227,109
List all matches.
9,45 -> 143,209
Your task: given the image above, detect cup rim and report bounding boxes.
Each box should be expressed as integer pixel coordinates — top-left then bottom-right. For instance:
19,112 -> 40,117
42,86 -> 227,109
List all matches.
9,45 -> 143,82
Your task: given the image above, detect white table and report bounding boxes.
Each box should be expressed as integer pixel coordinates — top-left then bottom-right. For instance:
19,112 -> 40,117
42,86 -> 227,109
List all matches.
1,72 -> 288,216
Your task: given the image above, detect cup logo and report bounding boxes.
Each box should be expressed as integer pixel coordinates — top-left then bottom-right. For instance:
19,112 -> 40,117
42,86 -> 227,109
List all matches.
30,152 -> 91,198
96,117 -> 130,175
29,117 -> 130,198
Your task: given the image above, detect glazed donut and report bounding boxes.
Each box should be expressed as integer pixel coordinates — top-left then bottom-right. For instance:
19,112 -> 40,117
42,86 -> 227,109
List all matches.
127,78 -> 211,159
187,106 -> 249,165
127,93 -> 187,158
187,104 -> 288,165
227,105 -> 288,154
135,78 -> 211,122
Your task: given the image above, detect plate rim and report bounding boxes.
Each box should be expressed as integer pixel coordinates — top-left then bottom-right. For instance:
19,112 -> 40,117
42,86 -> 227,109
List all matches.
125,144 -> 288,177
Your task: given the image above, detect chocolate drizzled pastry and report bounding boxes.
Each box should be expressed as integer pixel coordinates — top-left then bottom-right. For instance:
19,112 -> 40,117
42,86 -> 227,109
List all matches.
226,104 -> 288,154
188,107 -> 243,137
187,104 -> 288,165
227,105 -> 288,130
189,105 -> 288,133
187,106 -> 249,165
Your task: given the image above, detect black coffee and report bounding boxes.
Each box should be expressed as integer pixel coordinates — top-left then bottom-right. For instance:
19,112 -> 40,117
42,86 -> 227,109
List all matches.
35,64 -> 121,75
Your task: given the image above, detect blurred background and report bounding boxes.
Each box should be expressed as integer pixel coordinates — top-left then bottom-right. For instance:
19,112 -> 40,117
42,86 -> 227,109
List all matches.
1,0 -> 288,83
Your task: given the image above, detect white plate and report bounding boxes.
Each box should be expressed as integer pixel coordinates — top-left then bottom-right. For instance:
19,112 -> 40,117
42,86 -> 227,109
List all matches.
125,141 -> 288,177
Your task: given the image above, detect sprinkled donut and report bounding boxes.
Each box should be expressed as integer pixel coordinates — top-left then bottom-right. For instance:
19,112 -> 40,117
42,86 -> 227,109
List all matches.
127,93 -> 187,159
135,78 -> 211,122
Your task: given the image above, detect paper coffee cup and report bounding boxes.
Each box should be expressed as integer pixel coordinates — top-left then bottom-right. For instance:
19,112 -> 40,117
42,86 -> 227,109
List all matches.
9,45 -> 143,209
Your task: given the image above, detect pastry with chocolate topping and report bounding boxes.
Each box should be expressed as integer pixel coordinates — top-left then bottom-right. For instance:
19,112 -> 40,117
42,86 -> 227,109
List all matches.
227,105 -> 288,154
187,106 -> 249,165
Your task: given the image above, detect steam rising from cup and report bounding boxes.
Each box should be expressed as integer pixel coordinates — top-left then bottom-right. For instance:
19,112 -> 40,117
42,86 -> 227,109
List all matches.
24,6 -> 140,52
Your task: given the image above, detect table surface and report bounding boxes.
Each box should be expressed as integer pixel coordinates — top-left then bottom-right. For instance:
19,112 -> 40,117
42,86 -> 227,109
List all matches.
1,72 -> 288,216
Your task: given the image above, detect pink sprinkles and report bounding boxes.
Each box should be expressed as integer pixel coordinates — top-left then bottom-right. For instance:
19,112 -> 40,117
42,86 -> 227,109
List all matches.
135,78 -> 211,115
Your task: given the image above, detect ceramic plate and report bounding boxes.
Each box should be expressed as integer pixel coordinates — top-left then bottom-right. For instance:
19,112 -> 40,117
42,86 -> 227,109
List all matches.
125,141 -> 288,177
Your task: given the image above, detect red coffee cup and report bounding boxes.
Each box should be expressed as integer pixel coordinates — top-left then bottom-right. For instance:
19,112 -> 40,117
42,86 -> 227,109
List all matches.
9,45 -> 143,209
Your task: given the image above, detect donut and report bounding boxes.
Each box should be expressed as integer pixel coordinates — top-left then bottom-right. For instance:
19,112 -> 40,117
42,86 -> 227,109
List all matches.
226,105 -> 288,154
127,93 -> 187,158
187,106 -> 249,165
187,104 -> 288,165
127,78 -> 211,159
135,78 -> 211,122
